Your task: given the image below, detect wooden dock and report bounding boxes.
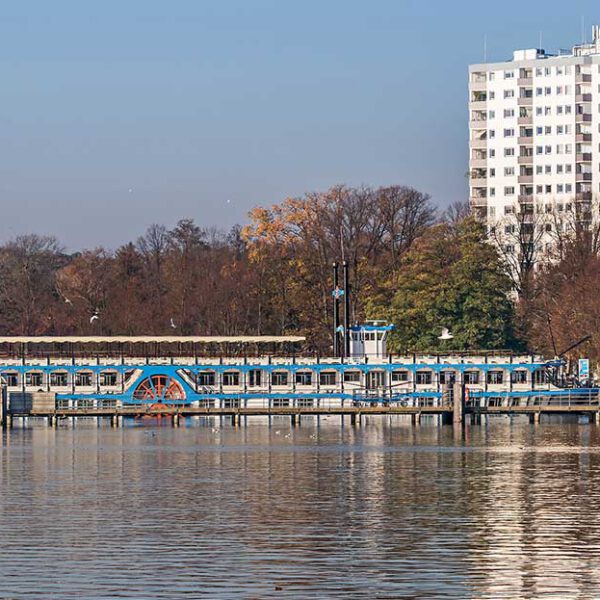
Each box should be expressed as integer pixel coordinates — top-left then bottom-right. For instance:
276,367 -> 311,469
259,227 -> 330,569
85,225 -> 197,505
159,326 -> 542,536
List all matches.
3,401 -> 600,428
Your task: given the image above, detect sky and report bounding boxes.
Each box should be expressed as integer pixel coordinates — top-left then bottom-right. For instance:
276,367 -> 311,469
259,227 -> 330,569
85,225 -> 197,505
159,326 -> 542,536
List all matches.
1,0 -> 599,250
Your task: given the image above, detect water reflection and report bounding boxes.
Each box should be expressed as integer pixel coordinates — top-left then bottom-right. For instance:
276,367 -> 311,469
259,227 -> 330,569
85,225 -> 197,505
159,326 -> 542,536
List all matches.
1,418 -> 600,598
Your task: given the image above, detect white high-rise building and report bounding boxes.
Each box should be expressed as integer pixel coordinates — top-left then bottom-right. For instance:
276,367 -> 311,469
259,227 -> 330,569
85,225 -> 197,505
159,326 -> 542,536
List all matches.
469,26 -> 600,256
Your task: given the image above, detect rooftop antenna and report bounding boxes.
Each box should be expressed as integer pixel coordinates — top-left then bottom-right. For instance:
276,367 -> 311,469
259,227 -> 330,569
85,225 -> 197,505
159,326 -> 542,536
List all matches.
538,30 -> 543,51
483,33 -> 487,62
581,16 -> 585,44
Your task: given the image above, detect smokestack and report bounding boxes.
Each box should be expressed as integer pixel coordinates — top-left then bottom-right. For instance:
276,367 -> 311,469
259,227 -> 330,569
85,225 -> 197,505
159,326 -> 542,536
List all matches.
343,261 -> 350,357
332,262 -> 339,357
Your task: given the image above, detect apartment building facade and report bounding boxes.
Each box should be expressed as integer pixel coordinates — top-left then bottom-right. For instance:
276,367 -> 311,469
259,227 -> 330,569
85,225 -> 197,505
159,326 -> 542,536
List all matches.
469,27 -> 600,256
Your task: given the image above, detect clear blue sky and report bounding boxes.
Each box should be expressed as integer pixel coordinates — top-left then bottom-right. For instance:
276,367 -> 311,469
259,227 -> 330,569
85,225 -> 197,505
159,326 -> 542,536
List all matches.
1,0 -> 598,249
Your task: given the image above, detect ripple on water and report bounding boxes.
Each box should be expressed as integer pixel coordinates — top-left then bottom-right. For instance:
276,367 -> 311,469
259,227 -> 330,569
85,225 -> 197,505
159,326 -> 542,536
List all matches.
1,420 -> 600,599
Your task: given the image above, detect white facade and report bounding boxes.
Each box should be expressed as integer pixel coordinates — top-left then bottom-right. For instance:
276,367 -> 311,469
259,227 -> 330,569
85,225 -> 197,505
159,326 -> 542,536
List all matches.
469,27 -> 600,251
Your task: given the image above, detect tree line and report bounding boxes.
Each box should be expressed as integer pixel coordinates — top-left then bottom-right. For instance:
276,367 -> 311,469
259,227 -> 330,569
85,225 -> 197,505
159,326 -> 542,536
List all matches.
0,184 -> 596,361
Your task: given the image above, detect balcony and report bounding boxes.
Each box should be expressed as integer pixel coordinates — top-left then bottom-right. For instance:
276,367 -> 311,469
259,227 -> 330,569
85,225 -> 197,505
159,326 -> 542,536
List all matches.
518,175 -> 534,184
470,119 -> 487,129
470,196 -> 488,207
575,113 -> 592,123
576,192 -> 592,202
518,136 -> 533,145
576,153 -> 592,162
575,93 -> 592,103
469,158 -> 487,168
470,138 -> 488,149
517,96 -> 533,106
576,72 -> 592,83
576,172 -> 592,182
518,77 -> 533,86
470,77 -> 487,91
470,99 -> 487,110
518,195 -> 534,205
576,133 -> 592,142
518,116 -> 533,125
518,154 -> 533,165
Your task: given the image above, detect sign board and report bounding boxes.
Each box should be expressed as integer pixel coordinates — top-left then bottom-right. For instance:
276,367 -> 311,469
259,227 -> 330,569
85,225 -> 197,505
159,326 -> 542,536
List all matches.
579,358 -> 590,379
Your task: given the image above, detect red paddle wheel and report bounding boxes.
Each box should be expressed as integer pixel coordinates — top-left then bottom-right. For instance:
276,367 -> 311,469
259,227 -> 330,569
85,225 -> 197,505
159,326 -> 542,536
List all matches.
133,375 -> 185,415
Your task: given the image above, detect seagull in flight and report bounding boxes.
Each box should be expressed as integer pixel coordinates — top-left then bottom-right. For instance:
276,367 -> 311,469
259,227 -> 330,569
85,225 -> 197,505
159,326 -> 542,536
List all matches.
438,327 -> 454,340
90,309 -> 100,324
170,317 -> 177,329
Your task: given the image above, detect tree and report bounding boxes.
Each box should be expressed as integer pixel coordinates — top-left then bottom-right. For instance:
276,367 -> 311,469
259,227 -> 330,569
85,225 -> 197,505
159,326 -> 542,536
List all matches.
368,217 -> 518,353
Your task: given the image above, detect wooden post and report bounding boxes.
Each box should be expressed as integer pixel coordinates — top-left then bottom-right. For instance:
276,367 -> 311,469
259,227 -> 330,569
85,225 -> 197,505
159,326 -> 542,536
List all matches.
529,412 -> 540,425
173,413 -> 180,427
411,413 -> 421,426
0,385 -> 6,430
453,383 -> 465,425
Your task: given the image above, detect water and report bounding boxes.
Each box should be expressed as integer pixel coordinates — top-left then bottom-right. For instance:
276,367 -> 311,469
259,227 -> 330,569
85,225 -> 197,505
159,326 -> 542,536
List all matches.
2,417 -> 600,599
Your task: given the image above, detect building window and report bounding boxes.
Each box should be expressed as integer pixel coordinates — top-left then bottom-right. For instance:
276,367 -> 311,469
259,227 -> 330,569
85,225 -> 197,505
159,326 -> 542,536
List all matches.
75,372 -> 93,387
26,372 -> 44,387
416,371 -> 432,385
464,371 -> 480,384
343,370 -> 361,383
99,371 -> 118,386
272,371 -> 289,386
197,371 -> 216,386
50,372 -> 68,387
487,370 -> 504,385
319,371 -> 337,386
504,167 -> 515,176
295,371 -> 313,386
222,371 -> 240,386
3,372 -> 18,387
504,186 -> 515,195
391,370 -> 409,382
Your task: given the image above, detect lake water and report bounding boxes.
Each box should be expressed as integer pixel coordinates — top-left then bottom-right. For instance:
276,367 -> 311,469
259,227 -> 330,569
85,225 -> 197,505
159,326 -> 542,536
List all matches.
2,416 -> 600,599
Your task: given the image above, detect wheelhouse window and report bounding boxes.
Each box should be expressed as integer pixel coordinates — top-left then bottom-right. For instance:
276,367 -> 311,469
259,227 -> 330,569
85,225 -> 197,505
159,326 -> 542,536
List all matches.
343,370 -> 361,383
319,371 -> 337,386
416,371 -> 432,385
464,370 -> 480,385
50,372 -> 68,387
487,370 -> 504,385
295,371 -> 313,386
75,372 -> 93,387
511,370 -> 528,384
222,371 -> 240,386
272,371 -> 289,386
197,371 -> 216,386
25,372 -> 43,387
391,370 -> 409,383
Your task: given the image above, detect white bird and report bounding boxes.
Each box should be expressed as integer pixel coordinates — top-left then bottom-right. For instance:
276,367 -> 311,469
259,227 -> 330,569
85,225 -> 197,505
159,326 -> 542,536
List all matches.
89,310 -> 99,324
275,430 -> 281,435
211,427 -> 218,433
438,327 -> 454,340
170,317 -> 177,329
64,297 -> 72,304
284,433 -> 291,439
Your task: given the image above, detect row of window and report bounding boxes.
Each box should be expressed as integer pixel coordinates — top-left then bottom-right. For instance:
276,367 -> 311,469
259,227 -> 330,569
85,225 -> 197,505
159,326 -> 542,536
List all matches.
480,64 -> 595,81
496,164 -> 574,177
490,183 -> 574,197
4,371 -> 119,387
194,369 -> 543,387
